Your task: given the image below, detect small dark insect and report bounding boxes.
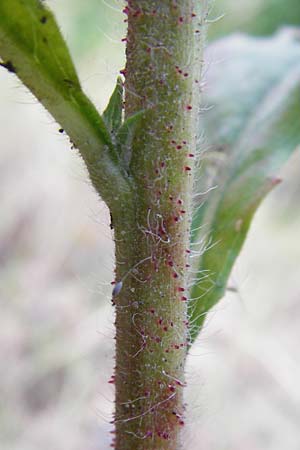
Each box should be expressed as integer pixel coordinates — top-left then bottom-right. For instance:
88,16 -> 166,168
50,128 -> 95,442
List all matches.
40,16 -> 47,24
0,60 -> 16,73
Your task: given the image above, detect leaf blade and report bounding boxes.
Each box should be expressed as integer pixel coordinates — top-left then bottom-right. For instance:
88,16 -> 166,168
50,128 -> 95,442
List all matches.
116,110 -> 145,167
103,77 -> 123,134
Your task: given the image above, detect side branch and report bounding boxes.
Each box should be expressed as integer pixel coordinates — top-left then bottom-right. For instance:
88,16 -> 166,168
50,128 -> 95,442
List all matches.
0,0 -> 132,210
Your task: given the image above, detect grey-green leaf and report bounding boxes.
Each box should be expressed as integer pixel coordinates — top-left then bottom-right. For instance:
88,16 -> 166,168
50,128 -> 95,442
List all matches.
190,29 -> 300,343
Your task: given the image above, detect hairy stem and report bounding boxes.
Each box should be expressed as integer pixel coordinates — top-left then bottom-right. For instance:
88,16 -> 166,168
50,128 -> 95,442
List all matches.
112,2 -> 207,449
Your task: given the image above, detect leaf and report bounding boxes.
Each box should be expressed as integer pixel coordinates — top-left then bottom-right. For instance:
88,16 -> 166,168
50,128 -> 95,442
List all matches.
103,77 -> 123,134
0,0 -> 131,209
116,110 -> 145,167
189,29 -> 300,343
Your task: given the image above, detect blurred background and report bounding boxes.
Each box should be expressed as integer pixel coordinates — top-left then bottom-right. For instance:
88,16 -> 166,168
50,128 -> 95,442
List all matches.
0,1 -> 299,449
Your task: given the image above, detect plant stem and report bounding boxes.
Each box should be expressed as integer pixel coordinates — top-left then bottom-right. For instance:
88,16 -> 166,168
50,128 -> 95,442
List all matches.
112,2 -> 207,449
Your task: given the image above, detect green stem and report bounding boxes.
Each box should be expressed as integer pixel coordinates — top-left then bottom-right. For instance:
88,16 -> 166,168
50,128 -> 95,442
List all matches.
112,2 -> 207,449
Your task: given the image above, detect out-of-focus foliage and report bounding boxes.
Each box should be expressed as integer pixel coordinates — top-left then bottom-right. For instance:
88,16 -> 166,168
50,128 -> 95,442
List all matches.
189,29 -> 300,341
209,0 -> 300,40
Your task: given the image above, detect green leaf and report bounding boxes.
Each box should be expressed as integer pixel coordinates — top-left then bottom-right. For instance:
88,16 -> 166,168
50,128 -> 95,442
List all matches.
103,77 -> 123,134
189,29 -> 300,342
0,0 -> 131,209
116,110 -> 145,167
